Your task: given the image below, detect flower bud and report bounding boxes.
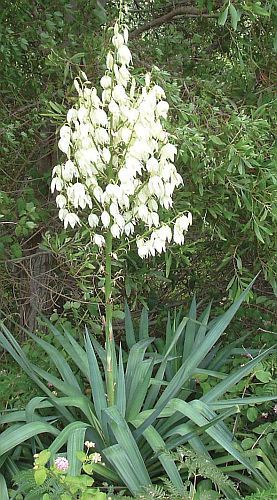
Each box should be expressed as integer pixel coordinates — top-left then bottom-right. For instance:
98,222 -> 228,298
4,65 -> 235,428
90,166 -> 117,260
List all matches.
100,75 -> 112,89
106,52 -> 114,70
117,45 -> 131,66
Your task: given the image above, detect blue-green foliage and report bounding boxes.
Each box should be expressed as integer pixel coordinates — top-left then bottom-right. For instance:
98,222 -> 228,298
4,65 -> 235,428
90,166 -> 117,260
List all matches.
0,283 -> 276,497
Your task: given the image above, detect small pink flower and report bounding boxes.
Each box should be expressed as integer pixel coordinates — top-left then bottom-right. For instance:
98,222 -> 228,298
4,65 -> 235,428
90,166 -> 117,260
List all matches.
47,382 -> 54,388
273,404 -> 277,414
54,457 -> 69,471
262,412 -> 268,419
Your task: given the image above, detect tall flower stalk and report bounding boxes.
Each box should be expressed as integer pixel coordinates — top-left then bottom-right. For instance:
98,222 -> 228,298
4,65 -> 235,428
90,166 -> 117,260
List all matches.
104,229 -> 115,405
51,21 -> 192,406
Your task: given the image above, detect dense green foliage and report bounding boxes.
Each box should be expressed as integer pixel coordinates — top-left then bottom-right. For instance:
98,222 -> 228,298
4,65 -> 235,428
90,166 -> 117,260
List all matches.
0,0 -> 276,323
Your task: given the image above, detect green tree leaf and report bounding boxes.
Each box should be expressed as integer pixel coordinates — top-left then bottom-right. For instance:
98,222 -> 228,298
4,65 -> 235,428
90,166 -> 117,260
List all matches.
229,4 -> 239,30
218,6 -> 229,26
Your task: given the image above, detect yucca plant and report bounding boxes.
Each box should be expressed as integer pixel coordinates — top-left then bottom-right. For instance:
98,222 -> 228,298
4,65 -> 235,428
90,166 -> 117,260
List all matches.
1,283 -> 276,498
1,18 -> 276,500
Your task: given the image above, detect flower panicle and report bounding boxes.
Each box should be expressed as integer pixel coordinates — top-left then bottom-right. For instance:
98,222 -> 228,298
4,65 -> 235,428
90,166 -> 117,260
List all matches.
51,21 -> 192,257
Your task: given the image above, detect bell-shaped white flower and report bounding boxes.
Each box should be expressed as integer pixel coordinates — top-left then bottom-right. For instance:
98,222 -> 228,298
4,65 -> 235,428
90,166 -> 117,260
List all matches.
60,125 -> 71,138
93,234 -> 105,247
56,194 -> 67,208
175,214 -> 192,233
109,202 -> 119,217
112,33 -> 124,49
137,238 -> 149,259
74,78 -> 81,94
64,212 -> 80,229
152,85 -> 166,100
67,108 -> 78,123
51,177 -> 63,193
156,100 -> 169,118
148,198 -> 158,212
93,185 -> 103,202
152,235 -> 165,254
117,45 -> 132,66
160,143 -> 177,161
91,108 -> 108,127
119,65 -> 130,84
94,128 -> 109,144
125,157 -> 142,175
119,126 -> 132,144
148,211 -> 159,227
116,213 -> 125,229
100,75 -> 112,89
77,106 -> 89,123
112,84 -> 127,103
173,228 -> 184,245
102,89 -> 112,104
159,224 -> 172,242
124,222 -> 134,236
101,211 -> 110,228
146,157 -> 159,173
137,205 -> 148,221
62,160 -> 76,182
88,213 -> 99,228
58,137 -> 70,155
67,183 -> 88,209
148,176 -> 164,197
111,223 -> 121,238
58,208 -> 68,221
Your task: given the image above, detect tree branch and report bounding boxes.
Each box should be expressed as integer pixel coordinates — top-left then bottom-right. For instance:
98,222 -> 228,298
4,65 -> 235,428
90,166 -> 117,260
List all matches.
130,6 -> 218,38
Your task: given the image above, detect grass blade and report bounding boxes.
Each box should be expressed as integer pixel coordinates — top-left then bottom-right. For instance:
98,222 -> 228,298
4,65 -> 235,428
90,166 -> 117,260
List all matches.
67,427 -> 87,475
0,422 -> 59,456
125,301 -> 136,348
115,345 -> 126,417
182,296 -> 197,363
141,425 -> 184,492
134,279 -> 257,438
126,359 -> 153,420
49,422 -> 90,456
202,347 -> 275,403
0,473 -> 9,500
27,332 -> 82,391
103,444 -> 144,494
171,398 -> 268,488
125,338 -> 154,397
103,406 -> 151,488
85,331 -> 107,432
139,307 -> 148,340
42,317 -> 89,375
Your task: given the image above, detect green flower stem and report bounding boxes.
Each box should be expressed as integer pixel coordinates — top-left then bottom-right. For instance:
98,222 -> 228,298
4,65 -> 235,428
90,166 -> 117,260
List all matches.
105,229 -> 115,406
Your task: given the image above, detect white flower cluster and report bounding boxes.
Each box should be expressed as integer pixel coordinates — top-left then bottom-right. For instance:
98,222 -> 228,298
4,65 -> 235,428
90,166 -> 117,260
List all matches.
51,22 -> 192,257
